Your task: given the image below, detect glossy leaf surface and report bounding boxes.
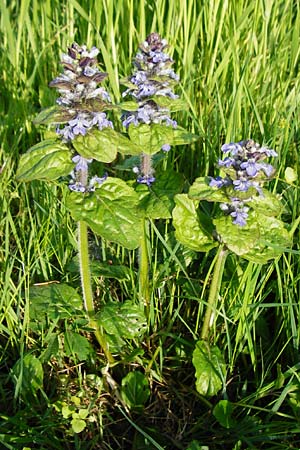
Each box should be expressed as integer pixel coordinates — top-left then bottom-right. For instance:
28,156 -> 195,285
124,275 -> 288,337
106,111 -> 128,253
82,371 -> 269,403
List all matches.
67,177 -> 143,249
128,124 -> 198,155
192,340 -> 226,397
73,128 -> 141,161
121,371 -> 150,411
16,139 -> 74,181
173,194 -> 217,252
97,300 -> 147,351
137,170 -> 184,219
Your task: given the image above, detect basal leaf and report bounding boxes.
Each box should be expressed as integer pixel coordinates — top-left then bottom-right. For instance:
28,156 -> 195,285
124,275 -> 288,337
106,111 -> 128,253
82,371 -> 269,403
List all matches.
121,371 -> 150,411
97,300 -> 147,351
213,400 -> 237,428
192,340 -> 226,397
137,170 -> 184,219
67,177 -> 143,249
16,139 -> 74,181
12,354 -> 44,398
173,194 -> 217,252
29,283 -> 82,327
64,331 -> 95,361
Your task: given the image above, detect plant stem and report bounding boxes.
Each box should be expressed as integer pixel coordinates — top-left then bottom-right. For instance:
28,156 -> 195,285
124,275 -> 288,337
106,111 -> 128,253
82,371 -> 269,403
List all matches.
139,217 -> 150,316
78,220 -> 114,364
201,246 -> 228,340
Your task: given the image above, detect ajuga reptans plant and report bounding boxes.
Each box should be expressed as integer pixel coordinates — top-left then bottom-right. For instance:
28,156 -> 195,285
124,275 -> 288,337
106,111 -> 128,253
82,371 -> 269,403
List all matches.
172,138 -> 291,395
120,33 -> 198,312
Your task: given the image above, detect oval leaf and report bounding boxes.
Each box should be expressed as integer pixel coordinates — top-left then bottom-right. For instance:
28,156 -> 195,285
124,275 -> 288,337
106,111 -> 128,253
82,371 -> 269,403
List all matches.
128,124 -> 199,156
71,418 -> 86,434
97,300 -> 147,351
173,194 -> 217,252
189,177 -> 230,203
64,331 -> 95,361
214,213 -> 260,256
29,283 -> 82,327
241,214 -> 291,263
121,371 -> 150,411
16,139 -> 74,181
73,128 -> 141,160
137,170 -> 184,219
192,340 -> 226,397
67,177 -> 143,249
12,354 -> 43,397
213,400 -> 237,428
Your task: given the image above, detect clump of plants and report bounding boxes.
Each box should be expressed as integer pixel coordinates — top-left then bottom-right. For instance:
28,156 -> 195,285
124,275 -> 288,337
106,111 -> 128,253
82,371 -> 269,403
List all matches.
13,31 -> 293,449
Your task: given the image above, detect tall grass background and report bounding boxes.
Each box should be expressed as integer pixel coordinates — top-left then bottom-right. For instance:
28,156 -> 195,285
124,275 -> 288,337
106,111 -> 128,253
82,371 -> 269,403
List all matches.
1,0 -> 300,449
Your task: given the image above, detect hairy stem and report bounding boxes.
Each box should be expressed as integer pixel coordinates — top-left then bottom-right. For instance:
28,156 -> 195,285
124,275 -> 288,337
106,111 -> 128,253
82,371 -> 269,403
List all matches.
201,246 -> 228,340
78,220 -> 114,364
139,217 -> 151,316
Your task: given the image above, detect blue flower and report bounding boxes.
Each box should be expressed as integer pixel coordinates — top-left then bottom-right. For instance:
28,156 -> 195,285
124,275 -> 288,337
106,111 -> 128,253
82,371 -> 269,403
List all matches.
212,139 -> 277,226
233,177 -> 252,192
137,174 -> 156,186
218,157 -> 235,168
210,176 -> 229,188
161,144 -> 171,152
221,142 -> 242,155
72,155 -> 92,172
231,208 -> 249,226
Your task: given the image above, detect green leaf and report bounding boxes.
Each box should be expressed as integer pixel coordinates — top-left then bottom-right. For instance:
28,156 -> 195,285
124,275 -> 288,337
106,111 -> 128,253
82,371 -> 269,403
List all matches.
192,340 -> 226,397
62,404 -> 76,419
121,371 -> 150,411
154,97 -> 189,112
186,442 -> 209,450
97,300 -> 147,351
189,177 -> 230,202
78,408 -> 89,420
64,331 -> 94,361
173,194 -> 217,252
250,189 -> 283,217
12,354 -> 43,397
214,213 -> 260,256
72,128 -> 117,162
72,128 -> 141,160
128,124 -> 199,155
71,418 -> 86,434
119,100 -> 139,111
213,400 -> 237,428
28,283 -> 82,327
16,139 -> 74,181
67,177 -> 143,249
137,170 -> 184,219
241,214 -> 291,263
285,167 -> 297,184
215,212 -> 291,262
40,334 -> 59,363
67,257 -> 131,281
33,105 -> 74,125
